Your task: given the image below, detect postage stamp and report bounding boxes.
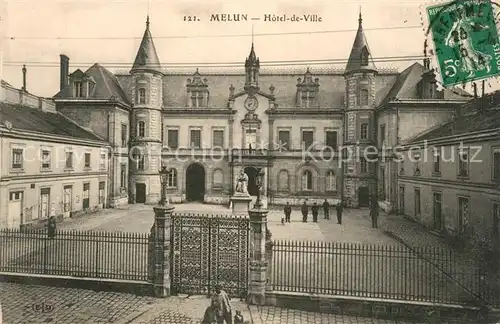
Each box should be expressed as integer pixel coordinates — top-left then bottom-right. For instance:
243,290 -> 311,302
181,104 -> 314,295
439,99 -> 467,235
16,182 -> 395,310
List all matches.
425,0 -> 500,87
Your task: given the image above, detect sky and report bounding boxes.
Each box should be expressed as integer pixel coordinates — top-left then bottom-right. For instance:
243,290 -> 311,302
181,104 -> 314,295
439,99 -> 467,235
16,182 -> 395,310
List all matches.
0,0 -> 497,98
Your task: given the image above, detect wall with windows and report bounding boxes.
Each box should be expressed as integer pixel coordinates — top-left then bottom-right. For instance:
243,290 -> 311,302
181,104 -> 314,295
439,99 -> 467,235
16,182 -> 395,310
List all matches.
162,116 -> 229,149
397,137 -> 500,244
0,136 -> 109,229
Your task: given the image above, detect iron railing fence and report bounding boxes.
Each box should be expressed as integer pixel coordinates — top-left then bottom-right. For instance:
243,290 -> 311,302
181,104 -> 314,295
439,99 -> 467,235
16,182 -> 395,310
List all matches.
0,228 -> 149,282
270,240 -> 499,307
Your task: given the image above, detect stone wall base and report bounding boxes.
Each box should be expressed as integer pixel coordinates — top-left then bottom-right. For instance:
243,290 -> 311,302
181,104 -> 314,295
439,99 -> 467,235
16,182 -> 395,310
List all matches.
109,196 -> 128,208
265,291 -> 492,322
204,195 -> 230,205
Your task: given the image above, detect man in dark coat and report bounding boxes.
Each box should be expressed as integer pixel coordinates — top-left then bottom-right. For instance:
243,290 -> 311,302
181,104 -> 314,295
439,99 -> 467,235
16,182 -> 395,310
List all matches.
336,201 -> 343,225
301,201 -> 309,222
284,202 -> 292,222
322,199 -> 330,220
47,216 -> 57,239
312,202 -> 319,222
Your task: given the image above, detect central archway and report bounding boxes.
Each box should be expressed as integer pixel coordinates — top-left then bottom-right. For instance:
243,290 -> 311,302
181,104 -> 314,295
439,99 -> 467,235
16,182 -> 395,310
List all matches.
244,167 -> 259,196
186,163 -> 205,202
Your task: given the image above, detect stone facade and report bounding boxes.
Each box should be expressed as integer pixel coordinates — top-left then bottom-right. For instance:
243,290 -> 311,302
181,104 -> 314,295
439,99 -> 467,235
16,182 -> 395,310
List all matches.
50,15 -> 471,209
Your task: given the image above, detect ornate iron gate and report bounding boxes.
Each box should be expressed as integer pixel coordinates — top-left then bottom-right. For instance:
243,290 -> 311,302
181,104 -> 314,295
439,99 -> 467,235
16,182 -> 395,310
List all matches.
171,213 -> 249,298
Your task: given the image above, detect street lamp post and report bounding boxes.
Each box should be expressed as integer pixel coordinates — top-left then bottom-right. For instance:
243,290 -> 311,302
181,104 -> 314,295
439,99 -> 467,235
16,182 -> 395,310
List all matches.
159,166 -> 169,206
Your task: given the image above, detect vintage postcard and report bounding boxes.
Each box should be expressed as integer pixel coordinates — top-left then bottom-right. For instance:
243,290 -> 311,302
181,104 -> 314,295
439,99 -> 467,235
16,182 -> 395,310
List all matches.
0,0 -> 499,323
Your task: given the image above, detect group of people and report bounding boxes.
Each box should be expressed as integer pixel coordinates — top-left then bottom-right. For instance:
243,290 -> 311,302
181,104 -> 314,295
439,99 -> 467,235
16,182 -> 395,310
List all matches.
283,199 -> 344,224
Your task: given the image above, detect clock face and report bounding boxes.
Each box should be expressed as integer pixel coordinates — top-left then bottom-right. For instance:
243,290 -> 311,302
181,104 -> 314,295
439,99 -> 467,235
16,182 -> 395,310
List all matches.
244,96 -> 259,111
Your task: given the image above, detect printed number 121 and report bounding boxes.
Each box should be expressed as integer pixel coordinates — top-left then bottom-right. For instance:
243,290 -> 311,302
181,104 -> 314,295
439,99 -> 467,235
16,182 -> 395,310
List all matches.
184,16 -> 198,21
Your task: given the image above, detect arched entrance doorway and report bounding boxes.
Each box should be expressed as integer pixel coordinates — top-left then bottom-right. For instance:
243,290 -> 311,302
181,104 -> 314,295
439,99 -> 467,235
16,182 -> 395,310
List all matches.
244,167 -> 259,196
186,163 -> 205,202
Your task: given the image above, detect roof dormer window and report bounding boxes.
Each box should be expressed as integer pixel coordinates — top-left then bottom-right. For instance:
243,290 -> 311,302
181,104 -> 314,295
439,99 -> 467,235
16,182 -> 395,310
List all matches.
360,46 -> 369,67
74,81 -> 83,98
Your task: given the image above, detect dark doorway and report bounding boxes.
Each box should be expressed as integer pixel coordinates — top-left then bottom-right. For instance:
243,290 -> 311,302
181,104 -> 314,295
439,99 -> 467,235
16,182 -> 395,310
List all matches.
433,192 -> 442,231
186,163 -> 205,202
358,186 -> 370,207
244,167 -> 258,196
136,183 -> 146,203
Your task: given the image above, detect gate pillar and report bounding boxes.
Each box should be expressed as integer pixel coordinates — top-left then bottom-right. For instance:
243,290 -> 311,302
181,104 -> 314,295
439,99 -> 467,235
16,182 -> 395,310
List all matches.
148,204 -> 175,297
247,207 -> 268,305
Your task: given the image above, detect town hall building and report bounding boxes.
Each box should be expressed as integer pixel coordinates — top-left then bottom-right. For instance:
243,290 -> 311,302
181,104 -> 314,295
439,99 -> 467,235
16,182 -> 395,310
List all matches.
52,14 -> 470,209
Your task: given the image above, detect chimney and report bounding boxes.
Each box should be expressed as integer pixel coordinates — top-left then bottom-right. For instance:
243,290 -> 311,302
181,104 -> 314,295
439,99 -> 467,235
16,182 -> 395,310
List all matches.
22,64 -> 27,91
60,54 -> 69,91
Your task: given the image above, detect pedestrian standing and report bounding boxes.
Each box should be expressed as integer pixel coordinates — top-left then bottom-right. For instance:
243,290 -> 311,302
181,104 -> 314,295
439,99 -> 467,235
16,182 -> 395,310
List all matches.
322,199 -> 330,219
284,202 -> 292,222
312,202 -> 319,222
370,196 -> 379,229
336,201 -> 343,225
301,200 -> 309,222
212,284 -> 232,324
47,216 -> 57,239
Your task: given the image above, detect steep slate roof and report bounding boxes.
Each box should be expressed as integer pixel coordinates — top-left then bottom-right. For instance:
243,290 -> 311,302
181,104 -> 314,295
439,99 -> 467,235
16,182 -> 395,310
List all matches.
345,13 -> 377,74
410,109 -> 500,142
376,62 -> 472,105
130,16 -> 162,74
115,69 -> 399,109
0,102 -> 104,141
54,63 -> 131,106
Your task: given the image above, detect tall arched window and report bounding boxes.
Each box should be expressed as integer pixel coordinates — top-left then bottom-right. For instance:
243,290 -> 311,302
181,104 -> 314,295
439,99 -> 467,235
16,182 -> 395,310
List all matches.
138,121 -> 145,137
138,88 -> 146,104
360,89 -> 369,106
326,170 -> 336,191
168,168 -> 177,187
302,170 -> 313,191
213,169 -> 223,189
278,170 -> 289,191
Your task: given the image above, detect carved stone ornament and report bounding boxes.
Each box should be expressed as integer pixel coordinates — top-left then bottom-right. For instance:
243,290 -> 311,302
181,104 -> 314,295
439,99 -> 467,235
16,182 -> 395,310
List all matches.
244,95 -> 259,111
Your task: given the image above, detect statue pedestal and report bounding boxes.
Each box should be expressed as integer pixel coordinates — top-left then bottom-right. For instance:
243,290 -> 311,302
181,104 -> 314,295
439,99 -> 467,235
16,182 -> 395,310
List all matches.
230,193 -> 252,215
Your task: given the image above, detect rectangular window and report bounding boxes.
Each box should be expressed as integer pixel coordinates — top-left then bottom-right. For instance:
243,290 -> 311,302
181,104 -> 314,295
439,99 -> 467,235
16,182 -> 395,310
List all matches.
433,192 -> 442,230
302,130 -> 314,149
414,188 -> 421,217
99,153 -> 106,170
11,148 -> 23,169
433,148 -> 441,173
120,163 -> 127,188
414,152 -> 421,175
99,181 -> 105,204
325,130 -> 338,149
380,124 -> 386,145
493,150 -> 500,180
399,186 -> 405,214
74,81 -> 83,97
360,157 -> 368,173
138,88 -> 146,104
138,121 -> 145,137
458,197 -> 469,232
41,150 -> 51,169
360,123 -> 368,140
65,151 -> 73,169
138,155 -> 145,171
458,149 -> 469,177
212,130 -> 224,147
84,153 -> 91,168
190,129 -> 201,148
167,129 -> 179,149
278,130 -> 290,150
121,123 -> 128,147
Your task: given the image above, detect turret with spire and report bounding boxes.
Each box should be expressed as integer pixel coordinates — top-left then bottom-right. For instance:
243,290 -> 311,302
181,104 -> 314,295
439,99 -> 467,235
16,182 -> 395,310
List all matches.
244,42 -> 260,91
131,15 -> 162,74
129,16 -> 164,205
344,11 -> 377,75
342,11 -> 378,208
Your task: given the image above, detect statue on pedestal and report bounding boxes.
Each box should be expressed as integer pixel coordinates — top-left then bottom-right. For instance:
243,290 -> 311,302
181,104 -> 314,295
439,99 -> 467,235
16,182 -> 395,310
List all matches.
235,168 -> 248,194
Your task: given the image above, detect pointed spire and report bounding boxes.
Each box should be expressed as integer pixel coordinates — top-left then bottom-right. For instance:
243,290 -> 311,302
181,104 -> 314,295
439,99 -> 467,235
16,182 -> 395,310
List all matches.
344,12 -> 377,74
131,16 -> 162,74
245,42 -> 259,68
